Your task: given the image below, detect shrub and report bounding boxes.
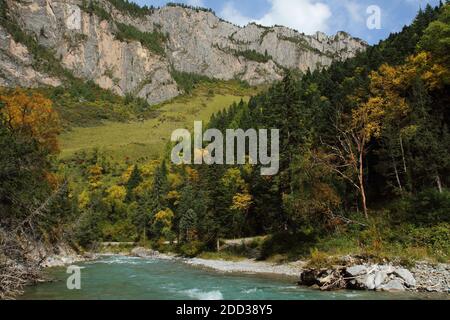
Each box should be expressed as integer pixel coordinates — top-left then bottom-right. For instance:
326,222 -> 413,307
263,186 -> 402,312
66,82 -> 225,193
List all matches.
74,210 -> 106,248
408,223 -> 450,252
115,22 -> 167,56
259,232 -> 316,260
306,248 -> 338,269
170,69 -> 215,94
179,241 -> 205,257
166,2 -> 215,15
234,49 -> 272,63
108,0 -> 157,17
81,0 -> 111,22
390,189 -> 450,225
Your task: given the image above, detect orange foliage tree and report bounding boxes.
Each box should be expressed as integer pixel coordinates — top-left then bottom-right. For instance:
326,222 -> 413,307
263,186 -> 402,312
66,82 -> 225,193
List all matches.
0,89 -> 60,153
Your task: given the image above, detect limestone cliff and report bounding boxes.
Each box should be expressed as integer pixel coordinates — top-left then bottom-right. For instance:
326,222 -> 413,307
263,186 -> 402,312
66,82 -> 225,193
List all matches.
0,0 -> 367,104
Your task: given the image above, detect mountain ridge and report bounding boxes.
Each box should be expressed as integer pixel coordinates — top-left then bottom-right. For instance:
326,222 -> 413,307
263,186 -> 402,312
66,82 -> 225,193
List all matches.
0,0 -> 367,104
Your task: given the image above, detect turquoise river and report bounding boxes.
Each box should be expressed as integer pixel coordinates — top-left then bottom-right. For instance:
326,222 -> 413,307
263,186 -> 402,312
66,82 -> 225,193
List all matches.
20,256 -> 447,300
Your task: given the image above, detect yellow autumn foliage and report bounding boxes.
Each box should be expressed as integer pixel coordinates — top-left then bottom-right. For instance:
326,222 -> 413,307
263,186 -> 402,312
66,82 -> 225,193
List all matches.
78,190 -> 90,210
0,88 -> 60,153
104,185 -> 127,205
231,193 -> 253,212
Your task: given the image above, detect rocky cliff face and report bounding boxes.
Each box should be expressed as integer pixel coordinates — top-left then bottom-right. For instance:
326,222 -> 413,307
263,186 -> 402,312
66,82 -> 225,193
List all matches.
0,24 -> 61,88
1,0 -> 367,104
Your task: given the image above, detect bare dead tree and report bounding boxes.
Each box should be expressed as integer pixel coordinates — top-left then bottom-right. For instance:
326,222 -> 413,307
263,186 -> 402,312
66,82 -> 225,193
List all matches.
316,112 -> 370,219
0,181 -> 68,299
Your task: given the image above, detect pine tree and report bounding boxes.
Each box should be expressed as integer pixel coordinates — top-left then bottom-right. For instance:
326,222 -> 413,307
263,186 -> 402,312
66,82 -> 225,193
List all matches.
179,208 -> 197,242
125,165 -> 142,202
151,161 -> 168,213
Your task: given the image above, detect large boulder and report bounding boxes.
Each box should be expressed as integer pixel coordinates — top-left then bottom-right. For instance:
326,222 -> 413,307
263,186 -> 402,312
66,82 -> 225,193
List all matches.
380,279 -> 406,292
345,264 -> 415,292
346,265 -> 368,277
374,271 -> 387,289
394,268 -> 416,288
346,265 -> 374,290
364,274 -> 376,290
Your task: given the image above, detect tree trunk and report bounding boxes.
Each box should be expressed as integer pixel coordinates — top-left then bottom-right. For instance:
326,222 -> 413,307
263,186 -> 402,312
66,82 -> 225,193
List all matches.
399,135 -> 407,174
436,174 -> 443,193
392,155 -> 403,193
360,174 -> 368,219
143,226 -> 147,246
399,134 -> 413,191
359,146 -> 368,219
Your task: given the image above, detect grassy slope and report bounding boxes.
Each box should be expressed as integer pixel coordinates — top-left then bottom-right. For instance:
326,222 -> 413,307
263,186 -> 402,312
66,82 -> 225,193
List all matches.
59,82 -> 258,162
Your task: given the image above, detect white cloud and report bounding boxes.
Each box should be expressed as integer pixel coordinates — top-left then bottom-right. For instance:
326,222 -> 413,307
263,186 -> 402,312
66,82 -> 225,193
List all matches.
341,0 -> 364,23
220,2 -> 255,26
220,0 -> 332,34
187,0 -> 205,7
256,0 -> 332,34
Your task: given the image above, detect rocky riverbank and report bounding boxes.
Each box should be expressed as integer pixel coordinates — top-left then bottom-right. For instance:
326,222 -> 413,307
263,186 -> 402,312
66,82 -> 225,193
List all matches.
38,245 -> 93,268
0,241 -> 90,299
185,258 -> 304,278
130,247 -> 303,277
299,262 -> 450,293
129,247 -> 449,294
130,247 -> 178,261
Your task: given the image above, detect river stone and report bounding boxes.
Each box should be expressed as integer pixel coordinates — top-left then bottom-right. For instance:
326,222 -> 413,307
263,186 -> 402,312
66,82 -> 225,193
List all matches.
346,265 -> 368,277
380,279 -> 406,292
379,265 -> 395,274
394,268 -> 416,287
364,274 -> 376,290
374,271 -> 387,289
131,247 -> 159,258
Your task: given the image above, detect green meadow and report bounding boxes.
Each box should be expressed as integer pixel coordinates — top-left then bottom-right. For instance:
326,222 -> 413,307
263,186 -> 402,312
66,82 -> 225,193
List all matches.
59,82 -> 258,162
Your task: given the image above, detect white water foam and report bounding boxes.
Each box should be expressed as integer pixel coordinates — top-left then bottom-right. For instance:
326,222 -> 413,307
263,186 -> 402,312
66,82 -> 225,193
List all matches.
183,288 -> 224,300
87,256 -> 156,265
242,288 -> 258,294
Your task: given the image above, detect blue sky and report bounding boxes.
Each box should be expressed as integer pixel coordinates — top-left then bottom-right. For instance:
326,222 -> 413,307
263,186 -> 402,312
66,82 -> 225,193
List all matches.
131,0 -> 441,44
